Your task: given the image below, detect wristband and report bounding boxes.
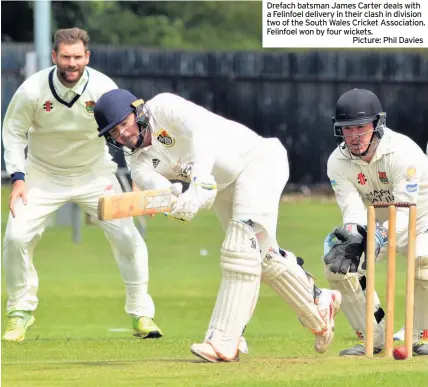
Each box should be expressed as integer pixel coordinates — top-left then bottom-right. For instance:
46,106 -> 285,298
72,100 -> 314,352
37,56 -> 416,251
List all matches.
11,172 -> 25,183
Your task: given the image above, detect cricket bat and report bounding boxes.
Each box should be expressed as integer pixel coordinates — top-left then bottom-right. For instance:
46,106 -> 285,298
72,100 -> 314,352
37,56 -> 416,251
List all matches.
97,187 -> 175,220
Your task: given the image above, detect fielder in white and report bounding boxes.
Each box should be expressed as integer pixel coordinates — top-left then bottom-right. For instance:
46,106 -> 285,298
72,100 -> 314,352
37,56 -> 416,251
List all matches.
93,88 -> 342,362
2,28 -> 162,342
323,88 -> 428,356
393,142 -> 428,342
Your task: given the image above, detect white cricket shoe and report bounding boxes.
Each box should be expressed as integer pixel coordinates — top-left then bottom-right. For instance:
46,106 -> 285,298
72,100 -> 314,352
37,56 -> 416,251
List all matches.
190,341 -> 240,362
393,326 -> 405,341
238,336 -> 249,354
314,289 -> 342,353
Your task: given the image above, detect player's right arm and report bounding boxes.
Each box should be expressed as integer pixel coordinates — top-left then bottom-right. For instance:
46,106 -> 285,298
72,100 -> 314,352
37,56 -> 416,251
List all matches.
149,93 -> 217,221
130,154 -> 185,218
130,153 -> 172,191
2,86 -> 35,217
324,156 -> 367,272
324,155 -> 387,273
327,156 -> 366,225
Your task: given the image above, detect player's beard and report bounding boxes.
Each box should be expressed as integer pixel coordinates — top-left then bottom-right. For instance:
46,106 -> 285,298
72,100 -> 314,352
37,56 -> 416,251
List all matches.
126,128 -> 150,150
57,66 -> 85,87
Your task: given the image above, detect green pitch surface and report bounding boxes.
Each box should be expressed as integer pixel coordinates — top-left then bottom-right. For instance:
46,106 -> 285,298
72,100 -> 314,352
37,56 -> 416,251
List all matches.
1,187 -> 427,386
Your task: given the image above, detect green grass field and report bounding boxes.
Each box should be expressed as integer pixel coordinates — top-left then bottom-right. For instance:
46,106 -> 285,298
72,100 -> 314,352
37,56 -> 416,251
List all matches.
1,186 -> 427,386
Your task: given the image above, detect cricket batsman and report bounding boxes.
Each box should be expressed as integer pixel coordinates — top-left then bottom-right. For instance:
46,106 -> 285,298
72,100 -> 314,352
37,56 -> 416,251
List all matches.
2,28 -> 162,342
94,88 -> 342,362
323,88 -> 428,356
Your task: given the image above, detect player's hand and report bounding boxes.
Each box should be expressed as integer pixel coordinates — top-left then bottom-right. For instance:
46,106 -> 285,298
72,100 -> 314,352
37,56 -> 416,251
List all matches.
164,183 -> 188,222
168,191 -> 199,222
323,223 -> 366,274
9,180 -> 28,218
168,176 -> 217,222
194,175 -> 217,210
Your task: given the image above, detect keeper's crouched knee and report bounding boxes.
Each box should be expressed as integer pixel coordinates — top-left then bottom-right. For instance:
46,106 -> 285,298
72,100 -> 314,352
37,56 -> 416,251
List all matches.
416,256 -> 428,281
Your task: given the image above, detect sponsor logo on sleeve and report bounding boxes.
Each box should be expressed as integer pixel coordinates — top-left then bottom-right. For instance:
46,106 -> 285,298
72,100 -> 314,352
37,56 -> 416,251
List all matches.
405,183 -> 418,193
330,179 -> 337,188
406,166 -> 417,180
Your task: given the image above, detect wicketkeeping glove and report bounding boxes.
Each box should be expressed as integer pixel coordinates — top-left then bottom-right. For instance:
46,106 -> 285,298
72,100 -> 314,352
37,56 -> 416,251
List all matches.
323,223 -> 366,274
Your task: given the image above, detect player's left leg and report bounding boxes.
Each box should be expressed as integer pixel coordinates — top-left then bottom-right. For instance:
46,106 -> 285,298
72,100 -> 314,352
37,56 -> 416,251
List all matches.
394,326 -> 405,341
413,256 -> 428,355
190,219 -> 262,362
262,247 -> 341,353
413,231 -> 428,356
3,175 -> 70,342
233,138 -> 341,354
210,187 -> 250,356
74,173 -> 161,338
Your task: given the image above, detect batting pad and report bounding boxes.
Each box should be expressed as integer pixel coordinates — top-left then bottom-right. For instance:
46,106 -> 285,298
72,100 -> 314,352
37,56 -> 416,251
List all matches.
324,269 -> 385,348
414,256 -> 428,340
261,250 -> 326,333
206,220 -> 261,360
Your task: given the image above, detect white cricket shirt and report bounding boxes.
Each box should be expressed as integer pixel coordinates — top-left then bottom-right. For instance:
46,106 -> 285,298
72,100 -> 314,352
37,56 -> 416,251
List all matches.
2,65 -> 118,183
328,128 -> 428,238
130,93 -> 265,192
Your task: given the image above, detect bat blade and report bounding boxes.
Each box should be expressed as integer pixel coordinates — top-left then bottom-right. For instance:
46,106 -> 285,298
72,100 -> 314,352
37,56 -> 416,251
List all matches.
98,187 -> 174,220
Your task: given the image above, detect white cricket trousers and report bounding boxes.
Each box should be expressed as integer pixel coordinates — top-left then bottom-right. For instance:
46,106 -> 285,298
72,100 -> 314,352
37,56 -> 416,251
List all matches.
213,137 -> 289,252
3,171 -> 155,318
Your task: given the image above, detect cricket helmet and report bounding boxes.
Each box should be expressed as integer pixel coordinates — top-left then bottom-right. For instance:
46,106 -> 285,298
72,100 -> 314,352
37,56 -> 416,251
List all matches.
94,89 -> 151,154
332,88 -> 387,157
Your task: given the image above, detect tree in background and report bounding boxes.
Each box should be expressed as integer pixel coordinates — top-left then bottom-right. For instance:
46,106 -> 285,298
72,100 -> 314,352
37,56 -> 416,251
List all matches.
1,1 -> 262,50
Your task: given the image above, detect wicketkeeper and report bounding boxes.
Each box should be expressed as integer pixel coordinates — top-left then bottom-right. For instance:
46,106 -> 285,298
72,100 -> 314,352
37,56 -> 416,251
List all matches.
323,88 -> 428,356
94,88 -> 342,362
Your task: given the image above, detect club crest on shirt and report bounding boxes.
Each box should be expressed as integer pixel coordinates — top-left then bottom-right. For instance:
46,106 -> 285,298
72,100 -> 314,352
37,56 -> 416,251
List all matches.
378,171 -> 389,184
155,129 -> 175,147
43,101 -> 53,112
85,101 -> 96,114
357,173 -> 367,185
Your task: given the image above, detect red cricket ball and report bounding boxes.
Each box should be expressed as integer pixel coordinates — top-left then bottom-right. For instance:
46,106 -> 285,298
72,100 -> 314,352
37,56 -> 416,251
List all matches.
393,345 -> 408,360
